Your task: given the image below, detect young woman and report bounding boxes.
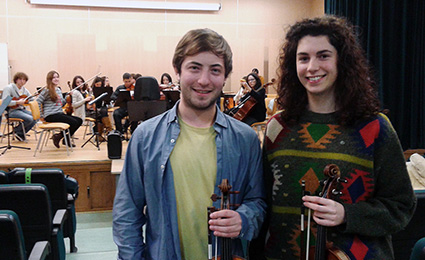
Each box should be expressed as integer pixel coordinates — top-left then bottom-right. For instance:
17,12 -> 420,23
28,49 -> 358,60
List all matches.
71,75 -> 92,121
36,70 -> 83,148
231,72 -> 266,126
255,16 -> 416,260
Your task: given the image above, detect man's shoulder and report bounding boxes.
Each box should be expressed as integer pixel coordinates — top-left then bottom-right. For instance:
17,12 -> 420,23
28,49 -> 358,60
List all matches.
220,113 -> 257,137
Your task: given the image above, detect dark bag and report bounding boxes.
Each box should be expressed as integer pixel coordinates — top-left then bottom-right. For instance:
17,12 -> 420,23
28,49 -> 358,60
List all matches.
65,175 -> 79,199
107,130 -> 122,159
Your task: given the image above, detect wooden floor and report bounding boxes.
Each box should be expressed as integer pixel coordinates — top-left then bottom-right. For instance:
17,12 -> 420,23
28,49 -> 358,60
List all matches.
0,122 -> 129,212
0,122 -> 128,165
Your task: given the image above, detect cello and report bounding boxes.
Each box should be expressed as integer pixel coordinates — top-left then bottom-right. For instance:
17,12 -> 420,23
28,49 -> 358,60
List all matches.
302,164 -> 351,260
229,79 -> 275,121
208,179 -> 245,260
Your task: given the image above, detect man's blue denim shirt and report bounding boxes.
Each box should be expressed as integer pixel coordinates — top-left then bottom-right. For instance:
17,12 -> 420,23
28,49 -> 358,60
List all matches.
113,102 -> 266,259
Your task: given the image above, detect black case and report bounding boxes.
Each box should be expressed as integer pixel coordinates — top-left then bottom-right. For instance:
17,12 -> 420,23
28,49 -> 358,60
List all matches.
107,130 -> 122,159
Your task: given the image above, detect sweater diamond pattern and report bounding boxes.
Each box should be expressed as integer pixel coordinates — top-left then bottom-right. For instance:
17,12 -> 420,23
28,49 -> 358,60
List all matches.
298,123 -> 340,149
349,236 -> 369,259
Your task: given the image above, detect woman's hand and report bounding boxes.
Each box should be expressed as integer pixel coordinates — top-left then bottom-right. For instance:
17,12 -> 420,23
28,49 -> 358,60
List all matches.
209,209 -> 242,238
302,195 -> 346,227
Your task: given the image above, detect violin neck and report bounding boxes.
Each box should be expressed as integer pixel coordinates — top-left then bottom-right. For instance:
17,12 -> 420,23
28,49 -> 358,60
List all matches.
221,237 -> 232,260
314,224 -> 327,260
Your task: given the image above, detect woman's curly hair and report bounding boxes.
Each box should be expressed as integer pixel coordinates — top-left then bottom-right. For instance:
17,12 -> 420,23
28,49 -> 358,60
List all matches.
276,15 -> 380,125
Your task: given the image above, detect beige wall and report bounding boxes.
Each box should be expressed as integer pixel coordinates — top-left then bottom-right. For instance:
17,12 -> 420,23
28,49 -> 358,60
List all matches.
0,0 -> 324,93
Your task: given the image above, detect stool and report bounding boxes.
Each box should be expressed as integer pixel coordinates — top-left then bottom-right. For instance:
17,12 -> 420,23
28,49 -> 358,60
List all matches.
83,117 -> 96,139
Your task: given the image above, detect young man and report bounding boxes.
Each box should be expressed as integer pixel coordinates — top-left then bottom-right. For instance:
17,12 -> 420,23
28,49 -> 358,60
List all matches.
111,72 -> 136,135
113,28 -> 266,259
2,72 -> 37,141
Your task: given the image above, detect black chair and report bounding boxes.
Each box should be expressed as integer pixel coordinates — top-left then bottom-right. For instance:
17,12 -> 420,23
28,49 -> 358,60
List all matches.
0,170 -> 8,183
134,76 -> 161,101
392,190 -> 425,259
0,184 -> 67,260
8,168 -> 78,253
0,210 -> 50,260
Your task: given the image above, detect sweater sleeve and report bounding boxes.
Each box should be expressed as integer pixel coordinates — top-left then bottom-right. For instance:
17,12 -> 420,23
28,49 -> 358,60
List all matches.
72,91 -> 86,109
342,114 -> 416,237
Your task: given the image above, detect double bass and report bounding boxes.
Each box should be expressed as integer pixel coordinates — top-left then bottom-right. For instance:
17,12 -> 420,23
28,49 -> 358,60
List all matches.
208,179 -> 245,260
301,164 -> 350,260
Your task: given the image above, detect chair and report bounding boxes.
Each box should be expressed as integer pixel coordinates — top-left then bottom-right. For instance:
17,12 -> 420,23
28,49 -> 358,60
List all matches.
28,100 -> 72,156
0,184 -> 67,260
251,121 -> 267,146
392,190 -> 425,260
8,168 -> 78,253
134,76 -> 161,101
0,99 -> 27,143
265,97 -> 278,119
0,210 -> 50,260
0,170 -> 8,184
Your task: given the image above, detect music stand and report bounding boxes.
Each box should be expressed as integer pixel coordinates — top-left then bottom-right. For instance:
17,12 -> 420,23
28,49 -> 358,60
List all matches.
162,90 -> 180,110
127,100 -> 167,122
93,86 -> 113,106
81,93 -> 108,150
0,96 -> 31,155
114,90 -> 132,109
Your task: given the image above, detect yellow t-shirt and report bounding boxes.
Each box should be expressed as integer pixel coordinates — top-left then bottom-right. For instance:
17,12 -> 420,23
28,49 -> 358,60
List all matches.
170,118 -> 217,260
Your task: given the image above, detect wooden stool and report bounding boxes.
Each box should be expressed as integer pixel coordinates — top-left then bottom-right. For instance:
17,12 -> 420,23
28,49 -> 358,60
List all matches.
83,117 -> 97,139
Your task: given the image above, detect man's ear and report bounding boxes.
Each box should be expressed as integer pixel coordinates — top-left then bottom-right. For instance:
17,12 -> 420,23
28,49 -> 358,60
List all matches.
173,67 -> 180,81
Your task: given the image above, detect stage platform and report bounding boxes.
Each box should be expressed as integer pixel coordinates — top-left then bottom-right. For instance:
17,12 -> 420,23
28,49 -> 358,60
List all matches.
0,124 -> 129,212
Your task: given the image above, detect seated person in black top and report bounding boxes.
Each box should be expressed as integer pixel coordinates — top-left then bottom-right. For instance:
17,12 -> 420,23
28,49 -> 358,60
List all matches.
234,72 -> 266,126
111,72 -> 137,135
91,76 -> 113,140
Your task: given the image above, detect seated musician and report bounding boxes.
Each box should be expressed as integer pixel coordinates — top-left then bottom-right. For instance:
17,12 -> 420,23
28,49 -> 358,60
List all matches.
111,72 -> 137,136
2,72 -> 37,141
90,76 -> 113,140
36,70 -> 82,148
70,75 -> 92,121
233,72 -> 266,126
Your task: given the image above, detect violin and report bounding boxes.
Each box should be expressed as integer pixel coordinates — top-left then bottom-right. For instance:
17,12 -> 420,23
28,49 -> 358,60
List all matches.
64,72 -> 102,115
9,86 -> 46,109
208,179 -> 245,260
302,164 -> 350,260
64,81 -> 73,115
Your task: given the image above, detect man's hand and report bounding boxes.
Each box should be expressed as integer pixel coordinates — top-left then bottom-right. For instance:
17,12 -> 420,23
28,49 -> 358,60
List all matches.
208,209 -> 242,238
16,98 -> 26,105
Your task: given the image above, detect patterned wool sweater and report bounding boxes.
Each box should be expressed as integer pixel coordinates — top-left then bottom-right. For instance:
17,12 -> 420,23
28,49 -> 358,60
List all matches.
263,111 -> 415,260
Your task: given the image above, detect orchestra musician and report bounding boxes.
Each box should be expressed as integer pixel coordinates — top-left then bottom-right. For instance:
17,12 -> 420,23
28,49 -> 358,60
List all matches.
2,72 -> 37,141
112,28 -> 266,260
251,15 -> 416,260
90,76 -> 113,141
232,72 -> 266,126
36,70 -> 82,148
110,72 -> 136,136
70,75 -> 92,121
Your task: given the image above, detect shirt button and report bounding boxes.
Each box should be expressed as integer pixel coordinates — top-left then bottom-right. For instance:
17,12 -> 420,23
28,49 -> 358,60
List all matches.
161,165 -> 165,170
170,139 -> 175,143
